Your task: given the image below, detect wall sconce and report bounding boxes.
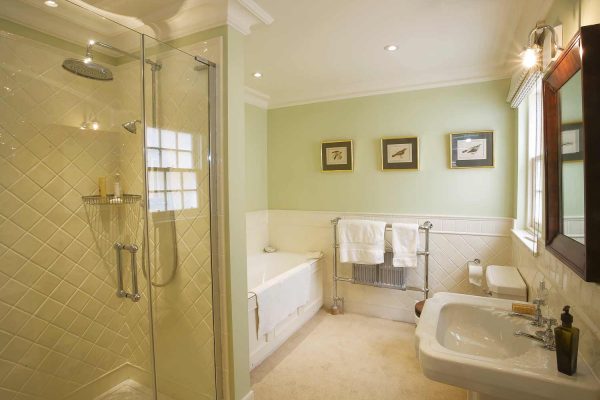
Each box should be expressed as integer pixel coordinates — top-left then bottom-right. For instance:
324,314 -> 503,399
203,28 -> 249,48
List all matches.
521,24 -> 563,69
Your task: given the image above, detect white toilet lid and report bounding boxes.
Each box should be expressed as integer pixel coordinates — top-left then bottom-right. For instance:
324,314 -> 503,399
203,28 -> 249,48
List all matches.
485,265 -> 527,297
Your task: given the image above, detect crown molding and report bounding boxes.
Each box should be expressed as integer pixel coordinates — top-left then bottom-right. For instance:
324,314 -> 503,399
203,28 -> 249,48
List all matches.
267,73 -> 512,109
227,0 -> 273,35
238,0 -> 274,25
245,87 -> 270,108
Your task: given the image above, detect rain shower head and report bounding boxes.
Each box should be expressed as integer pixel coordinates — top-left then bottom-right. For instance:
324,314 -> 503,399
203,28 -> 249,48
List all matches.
62,40 -> 114,80
62,58 -> 113,80
122,120 -> 141,134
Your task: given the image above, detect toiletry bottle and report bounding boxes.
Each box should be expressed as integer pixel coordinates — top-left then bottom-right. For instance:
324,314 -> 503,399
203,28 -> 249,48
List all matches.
98,176 -> 107,198
114,173 -> 122,199
554,305 -> 579,375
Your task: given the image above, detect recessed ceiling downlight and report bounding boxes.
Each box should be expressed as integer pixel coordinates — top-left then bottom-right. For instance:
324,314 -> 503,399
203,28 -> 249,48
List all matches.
44,0 -> 58,7
253,72 -> 262,78
384,44 -> 398,52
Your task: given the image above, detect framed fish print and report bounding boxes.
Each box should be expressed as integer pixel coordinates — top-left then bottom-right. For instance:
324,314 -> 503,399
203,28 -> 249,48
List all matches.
381,137 -> 419,170
449,131 -> 494,169
561,122 -> 583,162
321,140 -> 353,172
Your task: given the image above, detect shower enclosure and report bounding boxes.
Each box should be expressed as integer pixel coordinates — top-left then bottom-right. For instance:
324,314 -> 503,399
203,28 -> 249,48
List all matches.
0,1 -> 220,399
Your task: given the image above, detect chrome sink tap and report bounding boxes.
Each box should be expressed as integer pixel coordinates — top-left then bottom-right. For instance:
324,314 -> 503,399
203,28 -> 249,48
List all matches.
514,318 -> 557,351
508,298 -> 546,326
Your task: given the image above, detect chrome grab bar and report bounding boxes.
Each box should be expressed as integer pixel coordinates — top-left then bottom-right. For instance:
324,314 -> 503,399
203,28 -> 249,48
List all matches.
114,242 -> 141,302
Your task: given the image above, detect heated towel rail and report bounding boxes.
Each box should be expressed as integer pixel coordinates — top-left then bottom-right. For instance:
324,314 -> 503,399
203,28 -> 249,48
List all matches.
330,218 -> 433,315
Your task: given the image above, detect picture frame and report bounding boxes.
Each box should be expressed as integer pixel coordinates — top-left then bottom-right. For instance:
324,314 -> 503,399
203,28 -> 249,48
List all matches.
449,131 -> 494,169
561,122 -> 583,162
381,137 -> 419,170
321,140 -> 353,172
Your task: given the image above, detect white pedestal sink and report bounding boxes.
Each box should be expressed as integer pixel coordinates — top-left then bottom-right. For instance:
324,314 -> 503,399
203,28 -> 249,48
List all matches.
415,292 -> 600,400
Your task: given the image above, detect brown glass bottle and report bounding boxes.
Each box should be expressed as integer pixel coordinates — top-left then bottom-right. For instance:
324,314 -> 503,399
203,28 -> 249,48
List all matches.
554,305 -> 579,375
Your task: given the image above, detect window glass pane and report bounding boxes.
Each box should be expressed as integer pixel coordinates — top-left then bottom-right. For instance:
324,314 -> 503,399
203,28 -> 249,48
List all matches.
147,149 -> 161,168
183,191 -> 198,209
148,171 -> 165,191
166,192 -> 182,211
162,150 -> 177,168
179,132 -> 193,151
178,151 -> 193,169
166,172 -> 181,190
182,172 -> 197,190
149,192 -> 166,212
147,127 -> 160,147
161,130 -> 177,149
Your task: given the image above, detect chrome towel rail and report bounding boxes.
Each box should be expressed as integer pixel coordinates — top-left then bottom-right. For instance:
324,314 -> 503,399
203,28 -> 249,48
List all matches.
114,242 -> 141,302
330,219 -> 433,315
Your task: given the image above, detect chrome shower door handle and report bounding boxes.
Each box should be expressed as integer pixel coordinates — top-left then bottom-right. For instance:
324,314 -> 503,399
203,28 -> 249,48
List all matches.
123,243 -> 141,302
114,242 -> 141,302
114,242 -> 127,298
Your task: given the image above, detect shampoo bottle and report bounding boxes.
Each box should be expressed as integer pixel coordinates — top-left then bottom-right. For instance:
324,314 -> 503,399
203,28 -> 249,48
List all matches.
113,173 -> 122,199
554,305 -> 579,375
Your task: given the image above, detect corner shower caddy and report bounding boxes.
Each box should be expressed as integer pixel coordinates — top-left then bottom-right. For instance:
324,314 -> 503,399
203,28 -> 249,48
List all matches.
82,194 -> 142,205
330,218 -> 433,314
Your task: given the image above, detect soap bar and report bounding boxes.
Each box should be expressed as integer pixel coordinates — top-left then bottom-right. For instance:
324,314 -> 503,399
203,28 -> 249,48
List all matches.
512,303 -> 536,315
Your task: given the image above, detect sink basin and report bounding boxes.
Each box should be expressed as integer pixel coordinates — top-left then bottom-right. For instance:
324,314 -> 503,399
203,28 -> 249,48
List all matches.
415,292 -> 600,400
436,303 -> 534,359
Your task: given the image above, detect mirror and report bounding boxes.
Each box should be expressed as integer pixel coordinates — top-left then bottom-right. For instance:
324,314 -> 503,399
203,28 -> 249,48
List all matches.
543,23 -> 600,282
559,71 -> 584,244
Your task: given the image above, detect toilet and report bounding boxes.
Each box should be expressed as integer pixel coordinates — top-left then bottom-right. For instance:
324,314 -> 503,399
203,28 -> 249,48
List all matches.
485,265 -> 527,302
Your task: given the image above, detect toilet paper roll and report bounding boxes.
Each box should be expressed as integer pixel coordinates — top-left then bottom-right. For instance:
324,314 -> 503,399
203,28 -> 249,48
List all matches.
468,261 -> 483,287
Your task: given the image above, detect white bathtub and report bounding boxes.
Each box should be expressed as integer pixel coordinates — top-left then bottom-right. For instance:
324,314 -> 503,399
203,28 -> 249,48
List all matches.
247,252 -> 323,369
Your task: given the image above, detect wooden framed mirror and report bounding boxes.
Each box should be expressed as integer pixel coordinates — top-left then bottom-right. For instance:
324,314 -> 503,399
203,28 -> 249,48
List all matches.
543,23 -> 600,282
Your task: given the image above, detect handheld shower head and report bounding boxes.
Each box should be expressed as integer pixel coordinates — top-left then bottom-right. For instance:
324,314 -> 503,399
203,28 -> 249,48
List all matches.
122,120 -> 141,134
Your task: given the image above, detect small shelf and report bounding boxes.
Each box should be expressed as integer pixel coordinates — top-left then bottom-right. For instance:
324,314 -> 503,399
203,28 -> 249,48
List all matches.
82,194 -> 142,205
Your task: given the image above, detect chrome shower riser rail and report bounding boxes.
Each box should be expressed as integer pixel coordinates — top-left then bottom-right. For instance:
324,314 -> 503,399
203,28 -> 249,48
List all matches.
330,218 -> 433,315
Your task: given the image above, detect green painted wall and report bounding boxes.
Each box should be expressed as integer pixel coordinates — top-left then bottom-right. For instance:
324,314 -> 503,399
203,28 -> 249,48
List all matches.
267,79 -> 517,217
223,27 -> 251,400
245,104 -> 268,211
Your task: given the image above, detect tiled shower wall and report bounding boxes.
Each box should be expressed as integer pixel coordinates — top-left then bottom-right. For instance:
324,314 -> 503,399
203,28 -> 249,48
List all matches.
513,236 -> 600,377
247,210 -> 513,322
0,31 -> 151,399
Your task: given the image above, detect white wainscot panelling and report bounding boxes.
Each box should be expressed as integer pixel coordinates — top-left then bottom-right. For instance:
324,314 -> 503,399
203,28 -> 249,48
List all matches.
266,210 -> 514,323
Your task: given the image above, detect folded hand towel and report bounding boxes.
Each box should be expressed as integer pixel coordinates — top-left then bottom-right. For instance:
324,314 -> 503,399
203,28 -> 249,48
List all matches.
338,219 -> 386,264
391,223 -> 419,268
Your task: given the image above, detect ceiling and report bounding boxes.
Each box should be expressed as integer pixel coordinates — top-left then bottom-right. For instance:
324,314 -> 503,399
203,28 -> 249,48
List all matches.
2,0 -> 553,108
244,0 -> 554,108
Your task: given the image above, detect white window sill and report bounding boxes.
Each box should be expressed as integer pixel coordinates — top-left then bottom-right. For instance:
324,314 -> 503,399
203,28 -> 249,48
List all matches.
511,228 -> 539,253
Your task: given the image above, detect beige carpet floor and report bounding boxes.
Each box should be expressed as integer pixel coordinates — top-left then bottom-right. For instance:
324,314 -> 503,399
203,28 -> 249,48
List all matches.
251,309 -> 467,400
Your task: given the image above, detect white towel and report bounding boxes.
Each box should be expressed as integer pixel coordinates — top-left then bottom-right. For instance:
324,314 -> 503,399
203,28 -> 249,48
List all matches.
254,263 -> 311,337
338,219 -> 386,264
391,223 -> 419,268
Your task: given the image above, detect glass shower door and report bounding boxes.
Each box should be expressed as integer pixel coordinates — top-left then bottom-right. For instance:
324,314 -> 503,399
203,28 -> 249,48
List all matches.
0,1 -> 154,399
142,36 -> 218,400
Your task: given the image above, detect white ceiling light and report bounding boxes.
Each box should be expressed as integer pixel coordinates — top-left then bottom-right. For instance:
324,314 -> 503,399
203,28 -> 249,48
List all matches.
384,44 -> 398,52
44,0 -> 58,7
253,72 -> 263,78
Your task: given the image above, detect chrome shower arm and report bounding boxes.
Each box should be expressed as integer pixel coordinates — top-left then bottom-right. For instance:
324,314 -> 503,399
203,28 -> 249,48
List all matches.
87,41 -> 162,69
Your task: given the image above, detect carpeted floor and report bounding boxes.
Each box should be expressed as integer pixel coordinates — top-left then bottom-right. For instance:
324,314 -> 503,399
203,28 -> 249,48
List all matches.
251,309 -> 467,400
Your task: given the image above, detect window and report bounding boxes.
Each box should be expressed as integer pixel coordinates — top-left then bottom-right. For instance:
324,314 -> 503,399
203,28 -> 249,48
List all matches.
146,128 -> 199,212
526,78 -> 543,237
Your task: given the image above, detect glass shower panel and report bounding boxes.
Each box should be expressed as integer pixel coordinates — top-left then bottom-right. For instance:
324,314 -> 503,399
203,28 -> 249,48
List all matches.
143,36 -> 217,400
0,1 -> 154,399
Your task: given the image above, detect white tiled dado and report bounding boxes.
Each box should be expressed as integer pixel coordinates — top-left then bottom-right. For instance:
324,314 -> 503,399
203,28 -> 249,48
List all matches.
513,234 -> 600,378
247,210 -> 513,322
